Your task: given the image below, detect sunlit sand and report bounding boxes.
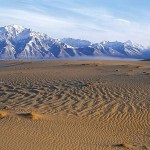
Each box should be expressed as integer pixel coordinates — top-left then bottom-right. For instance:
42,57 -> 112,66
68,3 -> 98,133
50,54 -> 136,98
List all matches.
0,60 -> 149,150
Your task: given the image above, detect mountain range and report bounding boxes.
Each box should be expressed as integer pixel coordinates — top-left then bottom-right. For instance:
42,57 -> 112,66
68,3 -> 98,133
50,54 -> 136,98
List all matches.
0,25 -> 150,60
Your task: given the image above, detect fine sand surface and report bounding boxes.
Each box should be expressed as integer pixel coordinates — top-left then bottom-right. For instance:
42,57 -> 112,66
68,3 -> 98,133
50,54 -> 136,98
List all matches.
0,60 -> 150,150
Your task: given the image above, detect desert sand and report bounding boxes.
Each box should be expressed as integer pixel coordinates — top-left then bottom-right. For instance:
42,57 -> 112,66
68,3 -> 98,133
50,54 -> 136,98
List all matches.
0,60 -> 150,150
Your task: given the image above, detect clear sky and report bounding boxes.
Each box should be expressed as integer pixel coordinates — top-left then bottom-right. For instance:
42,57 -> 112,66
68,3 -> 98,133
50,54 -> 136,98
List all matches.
0,0 -> 150,46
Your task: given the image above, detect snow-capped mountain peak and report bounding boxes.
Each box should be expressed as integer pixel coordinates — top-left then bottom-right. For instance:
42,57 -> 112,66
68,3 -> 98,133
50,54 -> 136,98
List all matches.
124,40 -> 133,46
124,40 -> 145,50
4,24 -> 25,35
0,24 -> 27,41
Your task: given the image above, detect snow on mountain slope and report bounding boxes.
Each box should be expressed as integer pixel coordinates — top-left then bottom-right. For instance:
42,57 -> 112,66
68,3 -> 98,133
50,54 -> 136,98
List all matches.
0,25 -> 76,59
61,38 -> 91,48
0,25 -> 149,59
0,25 -> 24,41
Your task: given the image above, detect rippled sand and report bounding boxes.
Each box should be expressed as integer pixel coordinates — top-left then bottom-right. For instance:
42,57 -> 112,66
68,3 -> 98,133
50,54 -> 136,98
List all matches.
0,60 -> 150,150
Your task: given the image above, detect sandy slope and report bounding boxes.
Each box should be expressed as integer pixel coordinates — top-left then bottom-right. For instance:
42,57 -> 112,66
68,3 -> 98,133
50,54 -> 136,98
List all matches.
0,60 -> 150,150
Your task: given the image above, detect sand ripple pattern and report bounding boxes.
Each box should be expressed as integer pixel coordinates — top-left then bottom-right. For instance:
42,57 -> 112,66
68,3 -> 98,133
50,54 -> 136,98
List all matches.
0,61 -> 150,150
0,78 -> 149,117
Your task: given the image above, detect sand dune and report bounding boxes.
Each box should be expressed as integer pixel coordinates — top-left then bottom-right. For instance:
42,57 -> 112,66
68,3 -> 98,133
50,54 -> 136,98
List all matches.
0,60 -> 150,150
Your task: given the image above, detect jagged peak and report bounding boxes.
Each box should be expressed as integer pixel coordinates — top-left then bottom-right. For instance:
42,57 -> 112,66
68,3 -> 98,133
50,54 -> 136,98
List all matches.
4,24 -> 25,32
124,40 -> 134,46
124,40 -> 145,50
100,41 -> 109,45
11,24 -> 24,29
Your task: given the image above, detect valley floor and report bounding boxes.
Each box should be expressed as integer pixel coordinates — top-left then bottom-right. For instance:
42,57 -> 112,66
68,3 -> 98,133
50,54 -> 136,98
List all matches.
0,60 -> 150,150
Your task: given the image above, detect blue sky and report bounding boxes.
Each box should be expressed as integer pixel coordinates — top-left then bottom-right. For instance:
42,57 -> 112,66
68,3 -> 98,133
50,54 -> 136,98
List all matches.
0,0 -> 150,46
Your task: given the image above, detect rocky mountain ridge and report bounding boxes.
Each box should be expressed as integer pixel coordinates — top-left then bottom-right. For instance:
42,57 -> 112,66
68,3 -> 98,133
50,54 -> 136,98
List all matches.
0,25 -> 150,59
